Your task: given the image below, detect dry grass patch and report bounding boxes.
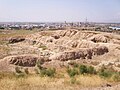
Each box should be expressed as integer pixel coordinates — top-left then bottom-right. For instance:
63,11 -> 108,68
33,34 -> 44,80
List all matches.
75,75 -> 106,87
0,75 -> 68,90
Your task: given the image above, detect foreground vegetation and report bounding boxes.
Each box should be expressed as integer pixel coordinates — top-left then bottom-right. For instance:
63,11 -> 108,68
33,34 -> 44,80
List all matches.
0,63 -> 120,90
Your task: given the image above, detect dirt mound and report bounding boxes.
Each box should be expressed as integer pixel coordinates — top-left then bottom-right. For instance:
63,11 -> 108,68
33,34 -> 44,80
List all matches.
0,29 -> 120,71
9,55 -> 38,67
50,46 -> 109,61
88,34 -> 108,43
8,36 -> 25,43
2,55 -> 50,67
92,46 -> 109,55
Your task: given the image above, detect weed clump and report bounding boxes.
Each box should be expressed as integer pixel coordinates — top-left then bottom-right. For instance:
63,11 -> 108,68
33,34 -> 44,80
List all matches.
40,68 -> 56,77
87,66 -> 96,74
15,67 -> 25,78
35,61 -> 56,77
67,67 -> 79,77
79,65 -> 88,74
70,77 -> 77,84
112,72 -> 120,82
98,65 -> 114,78
67,64 -> 96,77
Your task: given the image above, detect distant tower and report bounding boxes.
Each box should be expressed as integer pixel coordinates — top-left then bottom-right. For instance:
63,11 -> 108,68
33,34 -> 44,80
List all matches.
65,21 -> 67,24
85,17 -> 88,27
85,17 -> 88,23
64,21 -> 67,27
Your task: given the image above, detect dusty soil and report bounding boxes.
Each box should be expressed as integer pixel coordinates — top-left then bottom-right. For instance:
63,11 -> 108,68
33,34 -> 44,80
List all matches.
0,29 -> 120,70
0,29 -> 120,90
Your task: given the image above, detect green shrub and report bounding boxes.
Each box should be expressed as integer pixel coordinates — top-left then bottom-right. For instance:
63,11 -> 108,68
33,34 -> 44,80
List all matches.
40,68 -> 56,77
67,67 -> 79,77
79,65 -> 88,74
98,68 -> 114,78
99,70 -> 112,78
67,65 -> 96,76
87,66 -> 96,74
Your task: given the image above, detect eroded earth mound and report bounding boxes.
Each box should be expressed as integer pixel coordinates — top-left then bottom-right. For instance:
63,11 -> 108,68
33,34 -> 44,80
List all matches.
0,29 -> 120,71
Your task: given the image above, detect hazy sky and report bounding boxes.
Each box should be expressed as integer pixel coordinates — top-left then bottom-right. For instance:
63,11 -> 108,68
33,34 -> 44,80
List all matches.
0,0 -> 120,22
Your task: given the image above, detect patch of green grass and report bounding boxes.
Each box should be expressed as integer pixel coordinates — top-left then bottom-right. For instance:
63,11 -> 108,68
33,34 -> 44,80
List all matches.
67,64 -> 97,78
40,68 -> 56,77
35,62 -> 56,77
79,65 -> 88,74
87,66 -> 96,74
67,67 -> 79,77
98,65 -> 119,80
99,69 -> 113,78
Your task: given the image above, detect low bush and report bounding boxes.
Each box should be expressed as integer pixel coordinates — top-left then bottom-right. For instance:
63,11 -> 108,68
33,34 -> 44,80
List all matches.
67,67 -> 79,77
67,65 -> 96,77
87,66 -> 96,74
99,69 -> 113,78
98,66 -> 114,78
79,65 -> 88,74
40,68 -> 56,77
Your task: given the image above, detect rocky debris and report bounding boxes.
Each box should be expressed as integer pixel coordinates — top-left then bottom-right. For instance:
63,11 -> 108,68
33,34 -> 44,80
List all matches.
92,46 -> 109,55
52,35 -> 60,39
89,34 -> 108,43
97,60 -> 120,72
76,40 -> 97,48
9,55 -> 38,67
50,46 -> 109,61
23,30 -> 120,52
3,55 -> 51,67
106,84 -> 112,87
9,36 -> 25,43
1,29 -> 120,71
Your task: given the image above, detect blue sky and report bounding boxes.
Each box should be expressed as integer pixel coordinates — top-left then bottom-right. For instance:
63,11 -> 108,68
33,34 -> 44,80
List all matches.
0,0 -> 120,22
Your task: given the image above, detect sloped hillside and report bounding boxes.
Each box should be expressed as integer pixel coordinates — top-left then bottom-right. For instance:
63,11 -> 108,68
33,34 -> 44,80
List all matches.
0,29 -> 120,71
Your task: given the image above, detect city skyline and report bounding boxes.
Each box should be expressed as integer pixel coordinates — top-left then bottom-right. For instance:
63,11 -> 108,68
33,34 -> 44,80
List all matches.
0,0 -> 120,22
